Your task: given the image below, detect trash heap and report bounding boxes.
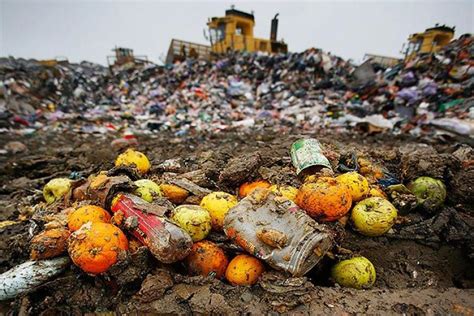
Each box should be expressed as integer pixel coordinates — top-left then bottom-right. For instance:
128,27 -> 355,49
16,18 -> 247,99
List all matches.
0,58 -> 109,131
1,34 -> 472,139
0,138 -> 466,300
341,34 -> 474,138
0,131 -> 474,312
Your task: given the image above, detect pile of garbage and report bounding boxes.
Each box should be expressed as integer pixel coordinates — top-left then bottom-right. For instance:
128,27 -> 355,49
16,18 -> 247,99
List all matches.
343,33 -> 473,138
0,139 -> 464,300
1,134 -> 473,314
1,34 -> 473,139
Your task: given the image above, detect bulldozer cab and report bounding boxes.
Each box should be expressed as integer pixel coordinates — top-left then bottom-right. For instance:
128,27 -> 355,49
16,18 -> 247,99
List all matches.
166,7 -> 288,64
207,7 -> 287,54
107,47 -> 150,71
404,25 -> 455,61
207,9 -> 255,53
113,47 -> 135,65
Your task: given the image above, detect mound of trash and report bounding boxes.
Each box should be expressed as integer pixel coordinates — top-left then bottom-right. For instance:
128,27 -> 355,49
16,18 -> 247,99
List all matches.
0,34 -> 473,314
1,35 -> 472,140
1,132 -> 473,314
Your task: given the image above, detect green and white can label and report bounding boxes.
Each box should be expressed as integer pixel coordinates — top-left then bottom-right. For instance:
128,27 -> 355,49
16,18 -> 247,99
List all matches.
290,138 -> 332,175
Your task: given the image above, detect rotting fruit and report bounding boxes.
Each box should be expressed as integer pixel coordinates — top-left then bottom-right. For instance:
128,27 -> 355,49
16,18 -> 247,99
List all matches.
295,177 -> 352,221
170,205 -> 212,242
134,179 -> 162,202
357,157 -> 384,183
331,256 -> 376,289
43,178 -> 72,204
68,222 -> 128,274
225,254 -> 265,286
336,171 -> 369,202
115,149 -> 151,174
351,197 -> 398,237
407,176 -> 446,211
239,180 -> 271,198
185,240 -> 228,279
368,185 -> 387,199
269,184 -> 299,202
67,205 -> 111,232
30,228 -> 70,260
160,183 -> 189,204
200,192 -> 238,230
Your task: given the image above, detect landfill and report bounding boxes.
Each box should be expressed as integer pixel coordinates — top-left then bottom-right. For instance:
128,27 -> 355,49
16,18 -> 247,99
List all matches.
1,34 -> 473,140
0,34 -> 474,314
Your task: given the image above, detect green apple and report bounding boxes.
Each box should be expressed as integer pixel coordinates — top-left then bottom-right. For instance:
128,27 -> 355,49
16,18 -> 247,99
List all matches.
43,178 -> 72,204
351,197 -> 398,236
134,179 -> 162,202
171,205 -> 211,242
407,176 -> 446,212
332,256 -> 376,289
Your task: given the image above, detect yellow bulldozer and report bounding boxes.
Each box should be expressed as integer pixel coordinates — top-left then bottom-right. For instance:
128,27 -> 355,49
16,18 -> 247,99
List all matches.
364,24 -> 456,67
107,47 -> 151,72
166,7 -> 288,64
403,24 -> 455,61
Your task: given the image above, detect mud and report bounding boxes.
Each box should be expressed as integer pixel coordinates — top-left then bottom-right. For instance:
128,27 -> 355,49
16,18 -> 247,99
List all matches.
1,130 -> 473,314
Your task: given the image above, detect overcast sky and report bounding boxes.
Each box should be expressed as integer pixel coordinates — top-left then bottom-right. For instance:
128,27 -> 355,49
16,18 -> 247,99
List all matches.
1,0 -> 472,65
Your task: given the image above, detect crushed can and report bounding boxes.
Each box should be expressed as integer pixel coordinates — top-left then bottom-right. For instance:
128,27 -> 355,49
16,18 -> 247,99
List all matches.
290,138 -> 332,177
110,193 -> 192,263
224,189 -> 334,276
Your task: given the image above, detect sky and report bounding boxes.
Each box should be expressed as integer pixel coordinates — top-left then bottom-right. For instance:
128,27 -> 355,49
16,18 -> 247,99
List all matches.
1,0 -> 472,65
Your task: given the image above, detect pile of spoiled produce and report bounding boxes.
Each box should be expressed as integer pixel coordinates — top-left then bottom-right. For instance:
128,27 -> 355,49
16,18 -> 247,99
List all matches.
0,131 -> 473,314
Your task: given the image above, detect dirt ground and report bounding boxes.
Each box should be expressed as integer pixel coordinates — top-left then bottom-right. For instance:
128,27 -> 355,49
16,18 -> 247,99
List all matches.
1,129 -> 473,315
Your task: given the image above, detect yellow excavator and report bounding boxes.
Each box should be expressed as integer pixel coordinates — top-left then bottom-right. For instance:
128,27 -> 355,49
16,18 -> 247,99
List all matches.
166,7 -> 287,64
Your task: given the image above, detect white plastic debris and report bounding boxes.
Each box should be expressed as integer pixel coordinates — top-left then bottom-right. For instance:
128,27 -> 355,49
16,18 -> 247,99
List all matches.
0,257 -> 70,301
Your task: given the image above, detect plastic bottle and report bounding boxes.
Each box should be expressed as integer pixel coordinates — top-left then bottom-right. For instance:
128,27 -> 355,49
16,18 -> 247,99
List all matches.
110,193 -> 193,263
224,189 -> 334,276
72,174 -> 193,263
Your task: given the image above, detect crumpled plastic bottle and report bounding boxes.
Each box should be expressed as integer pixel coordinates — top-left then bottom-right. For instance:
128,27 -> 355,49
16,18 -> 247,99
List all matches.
110,193 -> 193,263
224,189 -> 334,276
72,174 -> 193,263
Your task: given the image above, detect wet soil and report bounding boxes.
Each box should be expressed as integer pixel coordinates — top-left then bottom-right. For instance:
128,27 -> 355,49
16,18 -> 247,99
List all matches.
0,129 -> 473,315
